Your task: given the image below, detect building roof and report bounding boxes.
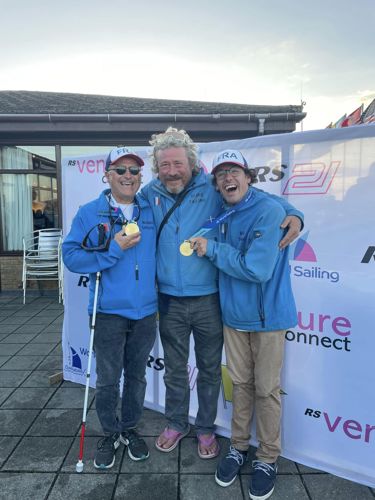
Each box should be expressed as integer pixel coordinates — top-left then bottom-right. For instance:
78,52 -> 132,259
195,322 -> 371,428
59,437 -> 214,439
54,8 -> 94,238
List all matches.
0,90 -> 306,145
0,90 -> 303,115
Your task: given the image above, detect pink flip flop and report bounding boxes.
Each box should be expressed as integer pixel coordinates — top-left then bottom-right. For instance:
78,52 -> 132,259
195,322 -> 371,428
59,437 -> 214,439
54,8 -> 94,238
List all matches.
155,427 -> 189,453
197,433 -> 220,459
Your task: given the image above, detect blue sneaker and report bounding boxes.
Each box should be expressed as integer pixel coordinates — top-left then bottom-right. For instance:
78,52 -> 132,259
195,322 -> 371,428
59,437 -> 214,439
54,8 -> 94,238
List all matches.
215,445 -> 247,487
249,460 -> 277,500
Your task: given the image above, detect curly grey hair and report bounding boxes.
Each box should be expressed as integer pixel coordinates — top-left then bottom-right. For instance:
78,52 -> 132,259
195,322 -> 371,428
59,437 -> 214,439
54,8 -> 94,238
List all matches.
149,127 -> 200,174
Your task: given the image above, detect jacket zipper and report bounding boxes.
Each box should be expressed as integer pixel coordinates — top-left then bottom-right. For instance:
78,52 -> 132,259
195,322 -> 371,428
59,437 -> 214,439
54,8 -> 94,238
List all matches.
258,284 -> 265,328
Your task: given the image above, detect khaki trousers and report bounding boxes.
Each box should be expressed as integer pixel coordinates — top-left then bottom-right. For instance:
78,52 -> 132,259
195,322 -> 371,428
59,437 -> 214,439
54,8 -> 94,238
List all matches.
223,325 -> 286,463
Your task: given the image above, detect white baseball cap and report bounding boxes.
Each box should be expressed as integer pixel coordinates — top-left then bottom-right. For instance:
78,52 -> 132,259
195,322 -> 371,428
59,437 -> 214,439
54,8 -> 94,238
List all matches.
105,147 -> 144,170
211,149 -> 248,174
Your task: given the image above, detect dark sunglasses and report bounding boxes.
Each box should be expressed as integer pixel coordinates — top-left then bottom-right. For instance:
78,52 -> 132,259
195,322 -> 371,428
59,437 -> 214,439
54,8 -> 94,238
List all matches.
108,166 -> 141,176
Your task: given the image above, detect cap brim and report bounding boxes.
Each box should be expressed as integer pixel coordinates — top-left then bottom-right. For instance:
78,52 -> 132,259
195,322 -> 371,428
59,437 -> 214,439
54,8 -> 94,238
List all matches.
110,154 -> 144,167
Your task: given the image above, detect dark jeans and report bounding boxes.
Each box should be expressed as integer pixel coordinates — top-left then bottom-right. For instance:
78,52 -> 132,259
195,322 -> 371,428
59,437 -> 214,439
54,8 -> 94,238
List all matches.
93,312 -> 157,435
158,292 -> 223,435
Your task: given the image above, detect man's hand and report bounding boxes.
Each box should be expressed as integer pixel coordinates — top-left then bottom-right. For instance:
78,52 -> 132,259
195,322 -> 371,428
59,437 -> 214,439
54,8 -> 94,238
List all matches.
114,230 -> 141,250
279,216 -> 301,249
189,237 -> 208,257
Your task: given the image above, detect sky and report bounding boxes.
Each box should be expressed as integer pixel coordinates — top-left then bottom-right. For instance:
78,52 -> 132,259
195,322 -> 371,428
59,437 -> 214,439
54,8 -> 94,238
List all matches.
1,0 -> 374,131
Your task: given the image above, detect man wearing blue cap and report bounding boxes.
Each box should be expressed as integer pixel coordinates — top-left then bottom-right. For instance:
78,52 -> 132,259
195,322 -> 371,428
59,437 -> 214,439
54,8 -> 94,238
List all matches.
190,149 -> 298,500
63,147 -> 157,469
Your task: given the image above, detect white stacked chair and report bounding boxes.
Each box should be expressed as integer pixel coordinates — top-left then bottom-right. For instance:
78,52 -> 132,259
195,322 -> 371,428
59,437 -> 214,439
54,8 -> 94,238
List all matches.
22,228 -> 63,304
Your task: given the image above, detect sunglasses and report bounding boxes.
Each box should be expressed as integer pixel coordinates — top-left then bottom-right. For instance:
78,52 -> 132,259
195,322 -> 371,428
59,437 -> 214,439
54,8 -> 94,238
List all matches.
108,166 -> 141,176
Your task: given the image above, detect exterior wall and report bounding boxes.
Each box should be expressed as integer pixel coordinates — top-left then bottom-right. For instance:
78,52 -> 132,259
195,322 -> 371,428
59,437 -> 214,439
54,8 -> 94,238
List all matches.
0,255 -> 58,291
0,256 -> 23,290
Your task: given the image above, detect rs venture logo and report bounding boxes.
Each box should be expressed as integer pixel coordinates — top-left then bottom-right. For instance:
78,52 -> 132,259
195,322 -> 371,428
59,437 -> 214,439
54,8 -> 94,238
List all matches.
282,161 -> 340,195
290,232 -> 339,283
304,408 -> 375,444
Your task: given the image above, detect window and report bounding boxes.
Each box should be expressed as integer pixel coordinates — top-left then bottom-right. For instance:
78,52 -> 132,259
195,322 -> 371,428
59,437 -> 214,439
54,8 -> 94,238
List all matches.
0,146 -> 57,252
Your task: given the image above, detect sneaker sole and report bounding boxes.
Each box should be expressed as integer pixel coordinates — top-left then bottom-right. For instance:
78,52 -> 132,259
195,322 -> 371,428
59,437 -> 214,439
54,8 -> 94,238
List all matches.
215,471 -> 237,487
93,438 -> 120,469
248,486 -> 275,500
120,435 -> 150,462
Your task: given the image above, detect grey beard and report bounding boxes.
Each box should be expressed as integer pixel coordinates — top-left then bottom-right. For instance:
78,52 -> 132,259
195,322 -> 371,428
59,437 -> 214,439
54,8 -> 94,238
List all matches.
166,185 -> 185,194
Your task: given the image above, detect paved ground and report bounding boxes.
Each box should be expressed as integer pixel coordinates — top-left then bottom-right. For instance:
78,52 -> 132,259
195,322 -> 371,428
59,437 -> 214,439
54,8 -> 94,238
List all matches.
0,292 -> 374,500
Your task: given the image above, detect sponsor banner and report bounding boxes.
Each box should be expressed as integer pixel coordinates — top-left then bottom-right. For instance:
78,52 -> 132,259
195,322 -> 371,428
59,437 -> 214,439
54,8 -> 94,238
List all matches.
62,124 -> 375,487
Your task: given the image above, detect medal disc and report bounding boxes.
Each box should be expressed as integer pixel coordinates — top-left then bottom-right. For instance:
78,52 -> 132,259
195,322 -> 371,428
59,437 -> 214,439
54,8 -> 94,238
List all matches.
179,240 -> 193,257
124,222 -> 140,235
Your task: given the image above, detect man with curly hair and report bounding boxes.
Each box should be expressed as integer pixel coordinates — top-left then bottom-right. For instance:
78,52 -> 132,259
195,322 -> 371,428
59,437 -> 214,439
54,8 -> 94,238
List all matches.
141,128 -> 303,460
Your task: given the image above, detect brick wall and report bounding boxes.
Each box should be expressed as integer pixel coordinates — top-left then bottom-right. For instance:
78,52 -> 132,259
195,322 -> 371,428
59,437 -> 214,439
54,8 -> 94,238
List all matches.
0,256 -> 58,291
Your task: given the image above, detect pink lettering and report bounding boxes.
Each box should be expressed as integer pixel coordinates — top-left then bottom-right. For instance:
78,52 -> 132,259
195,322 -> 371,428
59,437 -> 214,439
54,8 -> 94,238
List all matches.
297,312 -> 351,337
343,420 -> 362,439
297,311 -> 314,330
77,160 -> 86,173
86,160 -> 96,173
318,314 -> 330,332
76,159 -> 106,174
365,425 -> 375,443
332,317 -> 351,337
323,412 -> 341,432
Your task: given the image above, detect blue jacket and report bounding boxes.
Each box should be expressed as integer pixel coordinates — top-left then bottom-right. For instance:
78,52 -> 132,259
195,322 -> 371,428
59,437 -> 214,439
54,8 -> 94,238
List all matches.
62,189 -> 157,319
205,188 -> 297,331
141,170 -> 303,298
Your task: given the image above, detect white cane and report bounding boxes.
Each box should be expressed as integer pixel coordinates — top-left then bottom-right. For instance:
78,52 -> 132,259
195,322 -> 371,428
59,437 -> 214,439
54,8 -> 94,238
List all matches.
76,271 -> 101,473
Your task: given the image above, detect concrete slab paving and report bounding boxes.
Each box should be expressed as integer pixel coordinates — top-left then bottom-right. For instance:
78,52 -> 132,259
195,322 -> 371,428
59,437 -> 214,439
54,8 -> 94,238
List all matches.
0,472 -> 55,500
16,343 -> 56,356
181,474 -> 243,500
0,370 -> 31,387
0,324 -> 20,334
0,344 -> 23,355
0,293 -> 374,500
0,355 -> 45,370
3,436 -> 74,472
35,355 -> 62,371
115,473 -> 178,500
0,387 -> 13,405
1,387 -> 57,409
303,474 -> 374,500
48,473 -> 117,500
1,333 -> 39,343
0,436 -> 21,467
13,324 -> 47,334
21,371 -> 59,388
27,409 -> 82,436
121,436 -> 179,474
0,409 -> 39,435
0,356 -> 11,367
45,387 -> 95,409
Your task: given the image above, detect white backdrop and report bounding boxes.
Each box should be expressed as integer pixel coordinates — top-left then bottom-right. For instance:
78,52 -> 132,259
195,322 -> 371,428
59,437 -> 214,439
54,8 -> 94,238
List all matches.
62,124 -> 375,487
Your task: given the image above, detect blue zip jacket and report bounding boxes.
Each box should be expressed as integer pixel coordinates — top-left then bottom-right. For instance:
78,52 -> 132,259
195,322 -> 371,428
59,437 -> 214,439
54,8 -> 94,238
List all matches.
141,169 -> 303,298
205,187 -> 297,331
62,189 -> 157,319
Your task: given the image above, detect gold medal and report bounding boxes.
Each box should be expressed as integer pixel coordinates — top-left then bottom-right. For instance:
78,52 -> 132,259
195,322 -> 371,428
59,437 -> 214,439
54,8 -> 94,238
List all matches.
124,222 -> 140,235
179,240 -> 193,257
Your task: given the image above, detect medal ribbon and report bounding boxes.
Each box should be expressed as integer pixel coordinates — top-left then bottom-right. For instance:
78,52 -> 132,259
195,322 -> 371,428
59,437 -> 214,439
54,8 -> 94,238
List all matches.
188,189 -> 253,240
